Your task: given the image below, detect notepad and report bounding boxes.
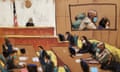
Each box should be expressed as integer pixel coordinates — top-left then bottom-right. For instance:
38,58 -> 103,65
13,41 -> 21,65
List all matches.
75,54 -> 83,56
90,67 -> 98,72
18,62 -> 26,66
19,56 -> 28,61
75,59 -> 81,63
32,57 -> 39,62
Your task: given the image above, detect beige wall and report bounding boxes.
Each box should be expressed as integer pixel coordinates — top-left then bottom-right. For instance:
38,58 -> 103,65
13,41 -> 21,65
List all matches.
56,0 -> 120,48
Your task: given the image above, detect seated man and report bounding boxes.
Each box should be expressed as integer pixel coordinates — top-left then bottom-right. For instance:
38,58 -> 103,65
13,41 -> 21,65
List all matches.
79,17 -> 97,30
6,50 -> 24,70
65,32 -> 75,46
2,38 -> 13,56
95,42 -> 111,64
43,55 -> 54,72
95,42 -> 120,71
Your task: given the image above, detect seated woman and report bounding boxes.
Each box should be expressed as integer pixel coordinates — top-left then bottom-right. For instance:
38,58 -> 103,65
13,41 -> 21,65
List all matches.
77,36 -> 93,54
98,17 -> 110,29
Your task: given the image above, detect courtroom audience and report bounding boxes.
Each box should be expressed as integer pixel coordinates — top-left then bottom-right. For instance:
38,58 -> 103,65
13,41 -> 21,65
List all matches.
72,13 -> 85,30
87,10 -> 98,24
79,10 -> 97,30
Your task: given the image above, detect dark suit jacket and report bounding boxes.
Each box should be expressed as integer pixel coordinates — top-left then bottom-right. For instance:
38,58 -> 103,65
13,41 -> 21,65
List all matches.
78,42 -> 93,54
39,50 -> 47,59
39,50 -> 47,65
69,46 -> 76,56
67,34 -> 74,46
44,61 -> 54,72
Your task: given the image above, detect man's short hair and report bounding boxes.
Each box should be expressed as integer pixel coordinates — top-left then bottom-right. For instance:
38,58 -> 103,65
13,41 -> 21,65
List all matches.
38,46 -> 44,49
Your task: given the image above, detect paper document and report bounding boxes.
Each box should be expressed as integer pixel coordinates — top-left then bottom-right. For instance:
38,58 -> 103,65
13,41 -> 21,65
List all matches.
32,57 -> 39,62
18,62 -> 26,66
75,54 -> 83,56
75,59 -> 81,63
19,56 -> 28,61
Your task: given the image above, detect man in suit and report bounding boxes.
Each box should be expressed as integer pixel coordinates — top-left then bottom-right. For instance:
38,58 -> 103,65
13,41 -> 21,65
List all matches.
43,55 -> 54,72
65,32 -> 75,46
2,38 -> 13,57
38,46 -> 48,65
69,45 -> 76,58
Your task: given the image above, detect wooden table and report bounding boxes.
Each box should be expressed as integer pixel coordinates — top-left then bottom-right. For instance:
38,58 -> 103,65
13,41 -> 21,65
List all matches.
13,45 -> 41,72
52,47 -> 111,72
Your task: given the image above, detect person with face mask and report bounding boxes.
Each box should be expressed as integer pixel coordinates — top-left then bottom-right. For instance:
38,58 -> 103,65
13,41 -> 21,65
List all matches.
79,10 -> 97,30
98,17 -> 110,29
88,10 -> 98,24
77,36 -> 93,54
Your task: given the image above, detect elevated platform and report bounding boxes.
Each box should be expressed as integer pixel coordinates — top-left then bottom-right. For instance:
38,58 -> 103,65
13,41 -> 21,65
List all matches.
0,27 -> 69,50
1,27 -> 54,36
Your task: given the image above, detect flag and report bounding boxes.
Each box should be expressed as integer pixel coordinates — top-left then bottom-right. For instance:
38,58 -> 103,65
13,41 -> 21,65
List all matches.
13,1 -> 18,27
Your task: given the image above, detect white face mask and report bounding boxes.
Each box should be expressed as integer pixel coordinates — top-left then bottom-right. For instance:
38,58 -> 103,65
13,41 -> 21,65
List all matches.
82,40 -> 86,44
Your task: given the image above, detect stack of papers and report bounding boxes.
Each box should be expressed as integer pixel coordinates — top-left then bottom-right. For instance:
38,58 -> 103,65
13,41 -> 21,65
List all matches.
87,60 -> 99,64
18,62 -> 26,66
19,56 -> 28,61
32,57 -> 39,62
75,54 -> 83,56
75,59 -> 81,63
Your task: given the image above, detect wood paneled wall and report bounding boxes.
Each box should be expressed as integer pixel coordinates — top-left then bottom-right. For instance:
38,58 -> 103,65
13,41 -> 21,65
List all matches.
56,0 -> 120,48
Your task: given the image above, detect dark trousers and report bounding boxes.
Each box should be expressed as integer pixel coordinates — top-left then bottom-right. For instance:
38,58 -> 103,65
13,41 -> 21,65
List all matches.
101,61 -> 120,72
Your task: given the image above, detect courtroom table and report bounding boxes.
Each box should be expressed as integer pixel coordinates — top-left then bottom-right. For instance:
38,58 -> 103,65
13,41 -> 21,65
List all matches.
12,45 -> 41,72
52,47 -> 111,72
